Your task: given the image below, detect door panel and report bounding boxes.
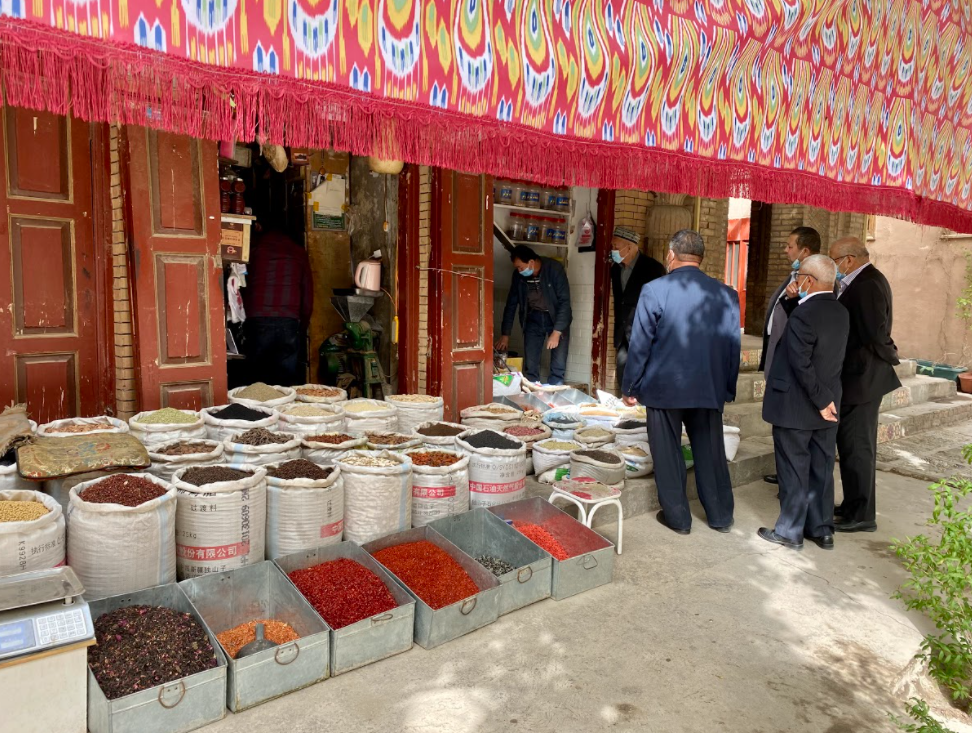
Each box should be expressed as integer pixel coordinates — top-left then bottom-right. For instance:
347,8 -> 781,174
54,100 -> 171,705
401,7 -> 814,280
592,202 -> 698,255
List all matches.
126,127 -> 226,411
0,108 -> 103,424
428,170 -> 493,421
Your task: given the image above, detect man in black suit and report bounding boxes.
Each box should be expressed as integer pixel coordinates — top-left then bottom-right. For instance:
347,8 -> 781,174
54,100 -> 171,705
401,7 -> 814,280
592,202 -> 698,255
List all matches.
761,226 -> 823,486
622,230 -> 741,534
829,237 -> 901,532
758,255 -> 849,550
610,226 -> 666,390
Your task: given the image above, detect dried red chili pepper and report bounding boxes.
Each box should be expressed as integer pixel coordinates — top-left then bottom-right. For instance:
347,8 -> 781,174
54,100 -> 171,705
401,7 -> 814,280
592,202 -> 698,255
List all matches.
512,521 -> 570,561
288,559 -> 397,630
371,541 -> 479,610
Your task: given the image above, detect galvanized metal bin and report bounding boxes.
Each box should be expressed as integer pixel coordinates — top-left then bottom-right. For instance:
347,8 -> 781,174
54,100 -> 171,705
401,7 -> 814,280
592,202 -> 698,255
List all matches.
87,583 -> 228,733
274,541 -> 415,676
489,497 -> 615,601
495,393 -> 551,413
429,508 -> 551,615
179,562 -> 329,712
363,526 -> 501,649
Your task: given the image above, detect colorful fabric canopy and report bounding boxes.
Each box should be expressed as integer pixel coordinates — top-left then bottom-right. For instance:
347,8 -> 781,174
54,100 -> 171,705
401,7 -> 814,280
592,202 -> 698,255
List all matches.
1,0 -> 970,229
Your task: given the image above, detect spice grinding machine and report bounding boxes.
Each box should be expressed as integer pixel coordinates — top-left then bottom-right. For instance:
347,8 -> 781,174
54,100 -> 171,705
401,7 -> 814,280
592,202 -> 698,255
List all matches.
320,293 -> 385,400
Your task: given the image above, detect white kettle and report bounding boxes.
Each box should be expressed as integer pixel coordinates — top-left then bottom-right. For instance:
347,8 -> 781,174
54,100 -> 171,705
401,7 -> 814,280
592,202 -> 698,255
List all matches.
354,259 -> 382,291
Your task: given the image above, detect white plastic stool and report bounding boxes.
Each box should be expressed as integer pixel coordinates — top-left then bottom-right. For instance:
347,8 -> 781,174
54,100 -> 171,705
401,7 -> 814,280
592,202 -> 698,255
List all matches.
547,481 -> 623,554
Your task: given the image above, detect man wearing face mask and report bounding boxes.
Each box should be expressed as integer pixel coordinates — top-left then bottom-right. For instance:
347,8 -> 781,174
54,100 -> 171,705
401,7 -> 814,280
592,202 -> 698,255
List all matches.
758,255 -> 848,551
760,227 -> 822,486
610,226 -> 666,390
828,237 -> 900,533
496,245 -> 572,385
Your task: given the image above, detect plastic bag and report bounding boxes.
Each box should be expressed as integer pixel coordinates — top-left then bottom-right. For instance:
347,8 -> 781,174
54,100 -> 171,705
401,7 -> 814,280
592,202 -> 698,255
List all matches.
265,462 -> 344,558
0,490 -> 64,576
724,426 -> 742,462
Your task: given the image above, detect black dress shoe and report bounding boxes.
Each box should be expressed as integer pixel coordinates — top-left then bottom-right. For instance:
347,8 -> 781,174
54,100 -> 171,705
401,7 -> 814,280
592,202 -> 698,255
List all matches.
763,474 -> 779,485
757,527 -> 803,550
710,520 -> 734,533
834,518 -> 877,533
834,505 -> 846,518
807,534 -> 835,550
656,511 -> 690,535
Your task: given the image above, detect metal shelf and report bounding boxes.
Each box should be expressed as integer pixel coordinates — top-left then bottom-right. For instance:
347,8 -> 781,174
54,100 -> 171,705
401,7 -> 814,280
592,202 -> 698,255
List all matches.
508,239 -> 569,248
494,203 -> 571,219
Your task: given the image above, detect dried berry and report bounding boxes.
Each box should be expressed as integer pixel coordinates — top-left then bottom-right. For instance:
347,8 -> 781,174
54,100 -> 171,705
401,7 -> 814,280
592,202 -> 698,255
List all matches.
216,619 -> 300,659
513,521 -> 569,561
289,559 -> 397,630
504,426 -> 546,437
372,541 -> 479,610
81,474 -> 167,507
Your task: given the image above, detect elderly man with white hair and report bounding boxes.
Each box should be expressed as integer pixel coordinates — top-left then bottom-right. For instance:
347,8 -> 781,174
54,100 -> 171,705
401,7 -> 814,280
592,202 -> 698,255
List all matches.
758,255 -> 849,551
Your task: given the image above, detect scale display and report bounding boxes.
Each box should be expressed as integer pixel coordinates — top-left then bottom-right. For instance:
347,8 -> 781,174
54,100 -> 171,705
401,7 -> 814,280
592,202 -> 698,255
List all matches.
0,619 -> 35,655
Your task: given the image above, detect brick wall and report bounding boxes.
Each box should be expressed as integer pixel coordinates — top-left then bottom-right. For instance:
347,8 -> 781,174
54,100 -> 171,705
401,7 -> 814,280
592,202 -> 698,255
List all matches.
416,166 -> 431,394
110,126 -> 137,419
698,197 -> 729,281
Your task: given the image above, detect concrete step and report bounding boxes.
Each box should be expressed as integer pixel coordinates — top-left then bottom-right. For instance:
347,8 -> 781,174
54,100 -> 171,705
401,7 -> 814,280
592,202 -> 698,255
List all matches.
880,375 -> 957,411
739,334 -> 762,373
895,359 -> 917,379
734,372 -> 766,404
723,402 -> 771,438
525,437 -> 776,528
878,395 -> 972,443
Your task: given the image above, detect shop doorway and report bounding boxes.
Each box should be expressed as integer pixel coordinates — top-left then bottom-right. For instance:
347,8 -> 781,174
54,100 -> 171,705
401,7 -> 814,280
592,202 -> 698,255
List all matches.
0,108 -> 111,423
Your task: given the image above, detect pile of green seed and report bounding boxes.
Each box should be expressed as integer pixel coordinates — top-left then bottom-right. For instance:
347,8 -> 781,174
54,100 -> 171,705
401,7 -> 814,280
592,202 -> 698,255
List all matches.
235,383 -> 286,402
137,408 -> 197,424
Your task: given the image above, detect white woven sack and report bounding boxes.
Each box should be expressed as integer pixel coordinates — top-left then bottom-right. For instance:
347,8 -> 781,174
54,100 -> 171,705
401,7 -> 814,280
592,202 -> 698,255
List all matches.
542,412 -> 586,441
573,427 -> 615,449
67,473 -> 177,598
570,449 -> 626,485
338,450 -> 412,545
277,404 -> 344,437
45,471 -> 108,516
405,450 -> 470,527
128,410 -> 207,449
577,409 -> 621,429
0,461 -> 34,492
537,466 -> 572,484
228,385 -> 297,409
456,430 -> 527,509
301,435 -> 368,465
617,441 -> 654,479
459,404 -> 521,430
294,384 -> 348,404
532,439 -> 582,475
201,405 -> 279,442
724,426 -> 742,462
36,416 -> 129,437
612,422 -> 649,447
222,431 -> 302,468
0,490 -> 64,576
413,421 -> 468,449
146,440 -> 225,483
383,395 -> 445,435
343,399 -> 399,433
265,463 -> 344,558
172,465 -> 267,579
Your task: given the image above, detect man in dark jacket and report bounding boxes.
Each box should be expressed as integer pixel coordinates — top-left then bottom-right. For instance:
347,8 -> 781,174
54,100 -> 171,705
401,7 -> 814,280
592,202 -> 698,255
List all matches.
622,230 -> 741,534
496,245 -> 572,385
758,255 -> 849,551
829,237 -> 901,532
761,226 -> 822,486
610,226 -> 666,390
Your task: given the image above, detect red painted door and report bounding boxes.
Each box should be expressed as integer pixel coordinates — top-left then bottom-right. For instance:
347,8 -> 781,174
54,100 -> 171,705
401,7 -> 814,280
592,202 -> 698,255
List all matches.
125,127 -> 227,410
428,170 -> 493,421
726,218 -> 750,328
0,108 -> 106,423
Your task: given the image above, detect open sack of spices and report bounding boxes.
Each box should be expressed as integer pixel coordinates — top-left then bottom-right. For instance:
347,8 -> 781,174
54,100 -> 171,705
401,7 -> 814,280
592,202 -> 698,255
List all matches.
365,431 -> 423,452
532,438 -> 583,475
146,439 -> 225,483
542,411 -> 586,441
414,421 -> 468,449
610,419 -> 649,447
383,394 -> 445,434
265,459 -> 344,558
342,399 -> 398,433
337,451 -> 412,544
127,408 -> 207,449
617,442 -> 654,478
573,425 -> 615,449
228,382 -> 297,409
404,449 -> 470,527
0,489 -> 64,576
301,433 -> 368,466
200,404 -> 279,443
459,403 -> 521,430
222,427 -> 302,468
36,416 -> 129,437
276,402 -> 344,437
68,473 -> 177,598
570,449 -> 626,487
455,430 -> 527,509
293,384 -> 347,404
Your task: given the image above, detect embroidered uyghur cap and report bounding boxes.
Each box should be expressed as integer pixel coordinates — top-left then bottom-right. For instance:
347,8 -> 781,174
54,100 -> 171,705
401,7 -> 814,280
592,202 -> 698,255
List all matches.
612,226 -> 640,245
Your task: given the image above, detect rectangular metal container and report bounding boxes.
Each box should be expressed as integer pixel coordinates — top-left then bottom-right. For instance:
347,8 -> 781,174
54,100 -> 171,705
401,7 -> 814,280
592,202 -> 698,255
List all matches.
489,497 -> 615,601
179,562 -> 329,712
87,584 -> 228,733
429,509 -> 552,615
495,394 -> 551,413
274,541 -> 415,676
363,526 -> 501,649
531,390 -> 579,409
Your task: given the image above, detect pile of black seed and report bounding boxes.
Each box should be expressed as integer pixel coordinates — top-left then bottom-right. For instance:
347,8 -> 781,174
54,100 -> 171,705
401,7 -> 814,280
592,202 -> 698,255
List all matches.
210,404 -> 271,422
88,605 -> 217,700
575,449 -> 623,464
417,423 -> 466,437
267,459 -> 333,481
0,450 -> 14,467
180,466 -> 251,486
545,415 -> 579,425
615,420 -> 647,430
476,555 -> 515,577
462,430 -> 521,450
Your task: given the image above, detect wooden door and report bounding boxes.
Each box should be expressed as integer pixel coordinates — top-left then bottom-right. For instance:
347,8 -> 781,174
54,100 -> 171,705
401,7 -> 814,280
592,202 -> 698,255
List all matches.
428,170 -> 493,421
125,127 -> 227,410
726,218 -> 750,328
0,108 -> 107,424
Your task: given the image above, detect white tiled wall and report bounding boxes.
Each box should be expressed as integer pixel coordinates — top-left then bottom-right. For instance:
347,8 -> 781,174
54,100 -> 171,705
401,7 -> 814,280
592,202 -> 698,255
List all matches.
564,188 -> 598,387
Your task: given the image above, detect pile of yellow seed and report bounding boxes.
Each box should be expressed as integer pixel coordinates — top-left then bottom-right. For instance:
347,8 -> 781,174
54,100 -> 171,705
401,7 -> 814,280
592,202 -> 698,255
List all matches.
282,404 -> 336,417
343,401 -> 387,413
0,500 -> 49,523
387,394 -> 440,404
137,407 -> 198,424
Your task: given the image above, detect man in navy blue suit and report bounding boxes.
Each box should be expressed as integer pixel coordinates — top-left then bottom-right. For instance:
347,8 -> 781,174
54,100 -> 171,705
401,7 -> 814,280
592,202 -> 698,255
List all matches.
622,230 -> 741,534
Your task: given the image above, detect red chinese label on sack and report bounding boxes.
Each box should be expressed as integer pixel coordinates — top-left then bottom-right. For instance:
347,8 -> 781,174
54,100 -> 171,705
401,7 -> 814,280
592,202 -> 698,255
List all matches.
320,520 -> 343,538
469,478 -> 525,494
413,485 -> 457,499
177,542 -> 249,561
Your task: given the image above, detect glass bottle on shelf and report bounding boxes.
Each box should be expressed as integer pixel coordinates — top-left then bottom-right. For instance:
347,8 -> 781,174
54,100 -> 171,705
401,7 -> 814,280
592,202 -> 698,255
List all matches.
506,213 -> 527,240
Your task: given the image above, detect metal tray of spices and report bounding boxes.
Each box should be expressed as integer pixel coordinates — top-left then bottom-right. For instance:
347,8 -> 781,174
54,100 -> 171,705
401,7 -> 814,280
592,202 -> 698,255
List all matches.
179,562 -> 330,712
274,541 -> 415,676
363,526 -> 501,649
495,393 -> 551,413
87,583 -> 228,733
430,509 -> 552,615
489,497 -> 615,601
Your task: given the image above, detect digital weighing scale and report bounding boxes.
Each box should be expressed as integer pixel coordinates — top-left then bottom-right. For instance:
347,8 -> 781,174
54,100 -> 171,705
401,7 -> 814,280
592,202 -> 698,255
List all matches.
0,567 -> 95,733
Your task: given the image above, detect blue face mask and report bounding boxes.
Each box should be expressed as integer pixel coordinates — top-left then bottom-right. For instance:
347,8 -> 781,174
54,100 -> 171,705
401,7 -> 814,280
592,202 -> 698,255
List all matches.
835,271 -> 845,281
791,259 -> 802,271
610,250 -> 623,264
520,267 -> 534,277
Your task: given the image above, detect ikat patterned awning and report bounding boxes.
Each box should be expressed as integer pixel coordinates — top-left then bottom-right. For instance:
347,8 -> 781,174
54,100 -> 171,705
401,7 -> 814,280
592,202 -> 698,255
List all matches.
1,0 -> 970,229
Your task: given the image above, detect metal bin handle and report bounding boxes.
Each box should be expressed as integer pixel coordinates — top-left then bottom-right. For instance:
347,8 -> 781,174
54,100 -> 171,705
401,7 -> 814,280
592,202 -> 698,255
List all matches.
460,597 -> 478,616
158,680 -> 186,709
517,566 -> 533,584
274,642 -> 300,666
371,613 -> 394,626
582,554 -> 598,570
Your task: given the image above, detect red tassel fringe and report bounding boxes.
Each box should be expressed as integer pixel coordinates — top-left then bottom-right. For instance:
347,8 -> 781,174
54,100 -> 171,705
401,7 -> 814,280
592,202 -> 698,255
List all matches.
1,18 -> 969,232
